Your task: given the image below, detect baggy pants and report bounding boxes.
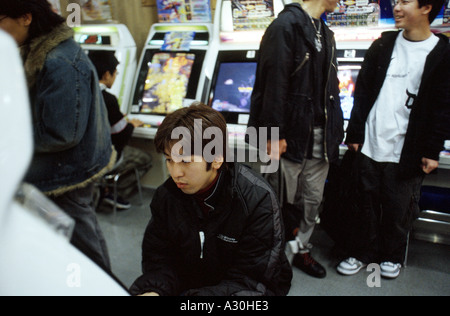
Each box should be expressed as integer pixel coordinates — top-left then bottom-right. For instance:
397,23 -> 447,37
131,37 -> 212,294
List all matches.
355,153 -> 424,264
52,183 -> 111,271
267,128 -> 329,249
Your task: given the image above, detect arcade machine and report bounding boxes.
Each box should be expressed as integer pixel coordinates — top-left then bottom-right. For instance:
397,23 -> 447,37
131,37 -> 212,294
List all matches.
128,23 -> 213,139
73,24 -> 137,113
0,30 -> 128,296
204,0 -> 287,152
127,0 -> 214,188
431,0 -> 450,37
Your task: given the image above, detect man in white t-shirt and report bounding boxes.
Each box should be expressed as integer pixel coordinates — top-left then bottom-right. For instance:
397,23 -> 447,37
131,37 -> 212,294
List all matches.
361,30 -> 439,163
337,0 -> 450,279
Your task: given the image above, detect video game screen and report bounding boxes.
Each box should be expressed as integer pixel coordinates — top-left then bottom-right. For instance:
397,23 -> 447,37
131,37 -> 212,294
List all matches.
337,65 -> 360,120
211,62 -> 257,114
138,52 -> 195,114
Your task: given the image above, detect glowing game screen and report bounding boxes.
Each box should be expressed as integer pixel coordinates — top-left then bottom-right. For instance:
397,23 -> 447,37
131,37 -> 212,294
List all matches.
140,52 -> 195,114
337,65 -> 360,120
211,62 -> 257,114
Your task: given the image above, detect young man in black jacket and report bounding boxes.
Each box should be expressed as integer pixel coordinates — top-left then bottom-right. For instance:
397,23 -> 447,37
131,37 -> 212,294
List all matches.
88,50 -> 144,159
248,0 -> 343,278
88,50 -> 151,210
130,103 -> 292,296
337,0 -> 449,279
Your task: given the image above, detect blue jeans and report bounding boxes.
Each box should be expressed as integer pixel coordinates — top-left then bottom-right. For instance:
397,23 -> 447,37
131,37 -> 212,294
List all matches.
52,183 -> 111,271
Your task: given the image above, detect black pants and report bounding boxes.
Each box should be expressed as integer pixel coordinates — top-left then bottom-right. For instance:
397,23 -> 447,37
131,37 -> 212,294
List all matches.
355,154 -> 424,264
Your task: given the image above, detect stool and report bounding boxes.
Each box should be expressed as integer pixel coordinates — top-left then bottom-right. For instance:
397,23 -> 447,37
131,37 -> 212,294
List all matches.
419,186 -> 450,214
103,164 -> 144,217
98,148 -> 152,218
405,185 -> 450,266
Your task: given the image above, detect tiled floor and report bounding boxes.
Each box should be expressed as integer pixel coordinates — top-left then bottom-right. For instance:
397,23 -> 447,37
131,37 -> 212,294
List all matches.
97,188 -> 450,296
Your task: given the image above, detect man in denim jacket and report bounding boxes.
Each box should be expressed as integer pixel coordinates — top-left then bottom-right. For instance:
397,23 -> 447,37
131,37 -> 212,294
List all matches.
0,0 -> 116,270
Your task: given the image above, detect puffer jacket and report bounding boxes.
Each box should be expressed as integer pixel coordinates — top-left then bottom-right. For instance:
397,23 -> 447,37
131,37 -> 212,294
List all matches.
248,3 -> 344,164
130,163 -> 292,296
21,24 -> 115,195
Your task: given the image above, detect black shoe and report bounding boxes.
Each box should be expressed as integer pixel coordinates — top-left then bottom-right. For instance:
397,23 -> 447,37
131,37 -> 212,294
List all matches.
292,252 -> 327,278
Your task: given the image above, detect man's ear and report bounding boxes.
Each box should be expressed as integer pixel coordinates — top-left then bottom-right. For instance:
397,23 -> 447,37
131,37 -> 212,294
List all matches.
20,13 -> 32,27
101,71 -> 112,82
421,4 -> 432,17
102,70 -> 113,82
212,156 -> 224,170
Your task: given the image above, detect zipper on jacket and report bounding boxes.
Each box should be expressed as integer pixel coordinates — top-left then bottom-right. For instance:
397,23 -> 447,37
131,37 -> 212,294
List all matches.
323,45 -> 335,163
199,231 -> 205,259
291,53 -> 310,77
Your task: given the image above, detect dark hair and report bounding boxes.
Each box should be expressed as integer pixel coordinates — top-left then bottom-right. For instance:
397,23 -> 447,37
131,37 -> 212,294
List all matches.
88,50 -> 119,80
418,0 -> 446,23
154,102 -> 229,171
0,0 -> 65,41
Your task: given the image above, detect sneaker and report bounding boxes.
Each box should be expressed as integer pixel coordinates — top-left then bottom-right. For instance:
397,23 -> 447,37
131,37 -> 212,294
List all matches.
103,194 -> 131,210
337,257 -> 367,276
292,252 -> 327,278
380,262 -> 402,279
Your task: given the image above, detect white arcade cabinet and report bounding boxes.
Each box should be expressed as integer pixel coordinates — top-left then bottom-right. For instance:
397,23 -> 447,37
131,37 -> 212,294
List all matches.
203,0 -> 287,151
73,24 -> 137,113
0,30 -> 128,296
128,23 -> 214,139
125,23 -> 214,188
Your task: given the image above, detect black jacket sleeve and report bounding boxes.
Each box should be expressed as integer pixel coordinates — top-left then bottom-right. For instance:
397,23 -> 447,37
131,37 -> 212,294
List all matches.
129,189 -> 180,296
421,46 -> 450,160
250,17 -> 296,140
345,38 -> 382,145
103,91 -> 134,157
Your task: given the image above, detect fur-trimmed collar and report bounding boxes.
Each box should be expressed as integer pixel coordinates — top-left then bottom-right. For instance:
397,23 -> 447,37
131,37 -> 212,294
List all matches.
20,23 -> 74,88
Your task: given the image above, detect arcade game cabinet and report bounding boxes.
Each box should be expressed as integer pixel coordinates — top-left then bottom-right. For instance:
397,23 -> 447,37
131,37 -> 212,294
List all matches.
204,0 -> 287,151
126,1 -> 214,188
128,23 -> 213,139
73,24 -> 137,113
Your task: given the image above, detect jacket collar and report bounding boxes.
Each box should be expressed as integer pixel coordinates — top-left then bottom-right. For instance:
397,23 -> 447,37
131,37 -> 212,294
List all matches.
421,34 -> 449,87
202,169 -> 226,211
283,3 -> 335,51
167,163 -> 236,213
378,31 -> 449,87
20,23 -> 74,88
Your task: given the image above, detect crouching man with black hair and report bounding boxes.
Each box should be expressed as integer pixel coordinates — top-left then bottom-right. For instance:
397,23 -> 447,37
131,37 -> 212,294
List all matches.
130,103 -> 292,296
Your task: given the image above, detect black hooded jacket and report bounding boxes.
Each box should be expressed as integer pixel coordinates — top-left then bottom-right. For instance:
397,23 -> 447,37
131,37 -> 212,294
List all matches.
129,163 -> 292,296
248,3 -> 344,164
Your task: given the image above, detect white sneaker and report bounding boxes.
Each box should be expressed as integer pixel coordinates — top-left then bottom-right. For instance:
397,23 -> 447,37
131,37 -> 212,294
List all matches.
380,262 -> 402,279
337,257 -> 367,276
